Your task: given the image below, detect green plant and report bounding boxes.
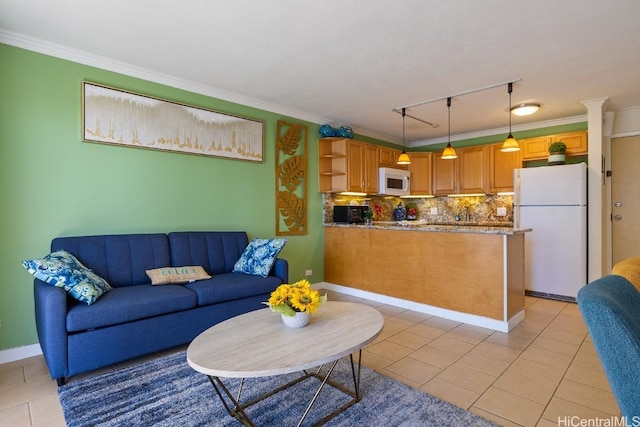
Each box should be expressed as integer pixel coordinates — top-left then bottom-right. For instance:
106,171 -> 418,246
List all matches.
548,141 -> 567,154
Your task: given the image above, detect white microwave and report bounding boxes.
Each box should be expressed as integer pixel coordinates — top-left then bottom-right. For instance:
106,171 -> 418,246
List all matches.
378,167 -> 411,196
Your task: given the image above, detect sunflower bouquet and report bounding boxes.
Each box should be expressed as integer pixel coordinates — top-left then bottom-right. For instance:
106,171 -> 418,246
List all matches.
264,279 -> 327,316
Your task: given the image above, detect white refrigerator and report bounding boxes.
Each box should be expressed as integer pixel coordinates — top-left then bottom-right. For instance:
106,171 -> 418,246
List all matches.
513,163 -> 587,300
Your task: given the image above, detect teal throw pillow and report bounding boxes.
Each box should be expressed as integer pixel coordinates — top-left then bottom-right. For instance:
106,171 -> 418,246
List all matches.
22,250 -> 112,305
232,238 -> 287,278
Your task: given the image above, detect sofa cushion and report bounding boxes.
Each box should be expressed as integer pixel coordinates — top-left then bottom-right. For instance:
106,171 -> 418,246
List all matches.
168,232 -> 249,274
146,266 -> 211,285
51,234 -> 171,287
184,272 -> 282,306
22,250 -> 112,305
66,284 -> 197,332
232,238 -> 287,278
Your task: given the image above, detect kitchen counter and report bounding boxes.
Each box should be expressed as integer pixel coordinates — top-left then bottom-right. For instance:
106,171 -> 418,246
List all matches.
323,223 -> 528,331
324,221 -> 530,235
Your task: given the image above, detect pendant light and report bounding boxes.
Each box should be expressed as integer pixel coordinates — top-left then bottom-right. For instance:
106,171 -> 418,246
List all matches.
441,97 -> 457,159
501,82 -> 520,152
396,107 -> 411,165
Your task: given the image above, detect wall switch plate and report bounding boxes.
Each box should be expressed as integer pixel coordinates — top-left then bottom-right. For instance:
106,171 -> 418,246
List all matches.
497,207 -> 507,216
305,270 -> 313,276
430,207 -> 438,215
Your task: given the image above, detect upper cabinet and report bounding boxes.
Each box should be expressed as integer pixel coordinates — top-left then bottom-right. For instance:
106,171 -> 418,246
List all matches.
522,131 -> 588,160
551,131 -> 588,156
319,130 -> 586,194
318,138 -> 378,193
457,146 -> 489,194
318,138 -> 347,193
360,142 -> 379,193
489,143 -> 522,193
379,146 -> 400,168
408,152 -> 433,195
432,146 -> 488,195
521,136 -> 551,160
432,153 -> 457,195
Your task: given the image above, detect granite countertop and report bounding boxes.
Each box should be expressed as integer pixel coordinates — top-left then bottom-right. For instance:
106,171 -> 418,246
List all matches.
324,220 -> 531,235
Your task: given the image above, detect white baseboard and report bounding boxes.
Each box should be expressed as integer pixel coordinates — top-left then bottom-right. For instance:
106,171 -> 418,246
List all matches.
316,281 -> 524,333
0,343 -> 43,364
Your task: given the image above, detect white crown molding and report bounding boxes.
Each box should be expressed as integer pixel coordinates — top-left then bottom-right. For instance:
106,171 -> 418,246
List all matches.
1,30 -> 610,146
617,105 -> 640,114
0,29 -> 397,143
409,114 -> 588,147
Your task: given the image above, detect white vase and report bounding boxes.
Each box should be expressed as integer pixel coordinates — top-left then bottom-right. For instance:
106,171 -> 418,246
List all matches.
548,153 -> 566,165
281,312 -> 310,328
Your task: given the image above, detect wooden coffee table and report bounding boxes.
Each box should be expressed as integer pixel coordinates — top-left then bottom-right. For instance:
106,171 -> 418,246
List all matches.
187,301 -> 384,426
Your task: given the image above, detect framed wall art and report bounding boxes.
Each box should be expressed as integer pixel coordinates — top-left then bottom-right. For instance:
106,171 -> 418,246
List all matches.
82,81 -> 264,162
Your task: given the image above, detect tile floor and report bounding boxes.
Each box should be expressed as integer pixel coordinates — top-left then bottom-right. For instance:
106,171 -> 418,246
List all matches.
0,292 -> 621,426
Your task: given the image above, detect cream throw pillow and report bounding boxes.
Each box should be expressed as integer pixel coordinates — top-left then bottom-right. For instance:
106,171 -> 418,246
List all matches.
146,266 -> 211,285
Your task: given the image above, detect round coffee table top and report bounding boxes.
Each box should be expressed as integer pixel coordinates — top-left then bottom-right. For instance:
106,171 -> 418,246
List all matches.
187,301 -> 384,378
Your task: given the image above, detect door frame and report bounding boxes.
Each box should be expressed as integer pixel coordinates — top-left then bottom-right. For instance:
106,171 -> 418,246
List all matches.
608,134 -> 640,269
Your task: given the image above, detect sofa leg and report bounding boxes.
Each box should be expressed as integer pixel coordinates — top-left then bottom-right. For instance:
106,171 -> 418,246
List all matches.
57,377 -> 66,386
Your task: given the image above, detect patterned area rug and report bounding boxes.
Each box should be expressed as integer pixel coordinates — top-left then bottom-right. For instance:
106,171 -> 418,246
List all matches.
58,351 -> 498,426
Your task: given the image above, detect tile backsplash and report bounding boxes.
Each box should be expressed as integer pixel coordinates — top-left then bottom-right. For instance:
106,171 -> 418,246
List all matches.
323,193 -> 514,225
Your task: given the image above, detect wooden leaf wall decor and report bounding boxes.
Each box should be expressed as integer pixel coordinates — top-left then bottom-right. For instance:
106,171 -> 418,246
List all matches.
276,120 -> 307,235
279,155 -> 306,191
278,125 -> 302,155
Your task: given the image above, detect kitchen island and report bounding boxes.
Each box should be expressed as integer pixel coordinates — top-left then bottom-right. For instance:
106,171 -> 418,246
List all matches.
322,222 -> 530,331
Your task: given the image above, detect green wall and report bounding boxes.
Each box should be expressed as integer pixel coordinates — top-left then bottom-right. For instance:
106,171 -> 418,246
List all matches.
0,42 -> 589,352
0,44 -> 331,351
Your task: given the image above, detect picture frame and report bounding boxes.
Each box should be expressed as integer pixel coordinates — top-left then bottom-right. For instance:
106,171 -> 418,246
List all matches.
82,81 -> 264,162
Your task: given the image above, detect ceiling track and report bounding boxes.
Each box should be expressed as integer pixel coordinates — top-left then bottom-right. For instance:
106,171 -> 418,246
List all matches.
392,78 -> 522,128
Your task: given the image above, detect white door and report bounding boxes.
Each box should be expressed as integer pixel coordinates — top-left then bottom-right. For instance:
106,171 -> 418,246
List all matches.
611,136 -> 640,265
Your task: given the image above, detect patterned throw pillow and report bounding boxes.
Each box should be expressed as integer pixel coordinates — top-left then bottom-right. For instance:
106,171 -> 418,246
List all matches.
21,250 -> 112,305
232,238 -> 287,278
146,266 -> 211,285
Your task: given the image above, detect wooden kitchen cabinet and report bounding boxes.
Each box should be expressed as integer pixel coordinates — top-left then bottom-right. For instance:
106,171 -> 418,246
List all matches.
521,136 -> 552,160
408,152 -> 433,195
522,131 -> 588,160
346,140 -> 379,193
318,138 -> 378,193
432,146 -> 488,195
346,140 -> 364,192
363,143 -> 379,193
552,131 -> 587,155
432,153 -> 457,195
489,143 -> 522,193
379,146 -> 402,168
458,145 -> 489,194
318,138 -> 347,192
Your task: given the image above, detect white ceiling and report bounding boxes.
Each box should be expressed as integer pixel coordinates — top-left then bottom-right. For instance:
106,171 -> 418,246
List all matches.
1,0 -> 639,147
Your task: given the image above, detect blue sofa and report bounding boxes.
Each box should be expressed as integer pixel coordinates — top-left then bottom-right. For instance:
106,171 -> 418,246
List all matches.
33,231 -> 288,385
577,275 -> 640,418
